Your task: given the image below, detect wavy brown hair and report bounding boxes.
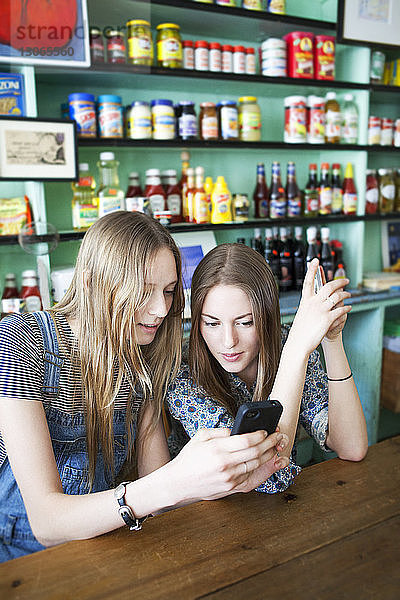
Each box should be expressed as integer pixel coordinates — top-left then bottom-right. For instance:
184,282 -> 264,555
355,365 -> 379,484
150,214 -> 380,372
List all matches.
53,211 -> 184,487
189,243 -> 281,416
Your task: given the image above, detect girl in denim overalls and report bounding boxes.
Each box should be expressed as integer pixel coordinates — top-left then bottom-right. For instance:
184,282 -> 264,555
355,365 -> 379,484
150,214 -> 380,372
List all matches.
0,212 -> 287,562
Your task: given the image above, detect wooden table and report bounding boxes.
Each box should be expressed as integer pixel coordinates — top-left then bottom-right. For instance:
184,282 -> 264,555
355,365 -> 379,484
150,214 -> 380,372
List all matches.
1,436 -> 399,600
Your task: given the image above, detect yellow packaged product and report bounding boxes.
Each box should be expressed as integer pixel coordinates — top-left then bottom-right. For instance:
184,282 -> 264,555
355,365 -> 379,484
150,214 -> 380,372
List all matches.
211,176 -> 233,223
0,196 -> 31,235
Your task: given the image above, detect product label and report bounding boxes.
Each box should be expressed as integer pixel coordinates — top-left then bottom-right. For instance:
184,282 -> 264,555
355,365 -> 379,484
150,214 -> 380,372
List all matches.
220,107 -> 238,139
239,111 -> 261,137
319,187 -> 332,213
287,196 -> 302,217
183,47 -> 194,69
70,103 -> 96,136
2,298 -> 24,313
304,189 -> 319,213
128,36 -> 152,60
365,187 -> 378,205
343,114 -> 358,142
130,116 -> 152,138
233,52 -> 245,74
98,193 -> 124,217
269,198 -> 286,218
158,38 -> 182,62
73,203 -> 98,229
308,107 -> 325,143
24,295 -> 41,312
222,51 -> 232,72
99,106 -> 123,137
149,193 -> 166,212
201,116 -> 218,139
257,199 -> 269,218
242,0 -> 263,8
167,193 -> 181,215
284,106 -> 307,142
153,114 -> 175,138
245,53 -> 256,74
381,184 -> 395,200
179,114 -> 197,137
343,192 -> 357,213
331,187 -> 343,212
325,110 -> 342,139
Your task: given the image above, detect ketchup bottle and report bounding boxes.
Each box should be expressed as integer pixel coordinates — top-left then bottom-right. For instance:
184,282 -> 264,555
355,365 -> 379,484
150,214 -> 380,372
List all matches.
145,169 -> 166,215
164,170 -> 183,223
2,273 -> 19,300
20,270 -> 42,312
342,162 -> 357,215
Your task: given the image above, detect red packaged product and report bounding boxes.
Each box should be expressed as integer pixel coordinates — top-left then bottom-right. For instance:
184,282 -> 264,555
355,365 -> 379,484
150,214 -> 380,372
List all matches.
314,35 -> 335,80
284,31 -> 314,79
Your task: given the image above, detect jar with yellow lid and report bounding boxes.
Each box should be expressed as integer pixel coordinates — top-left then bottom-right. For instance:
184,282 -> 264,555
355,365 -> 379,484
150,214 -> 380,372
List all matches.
238,96 -> 261,142
156,23 -> 182,68
127,19 -> 153,66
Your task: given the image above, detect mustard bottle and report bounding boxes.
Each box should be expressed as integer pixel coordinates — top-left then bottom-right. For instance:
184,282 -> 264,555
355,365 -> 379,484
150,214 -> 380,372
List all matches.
211,176 -> 233,224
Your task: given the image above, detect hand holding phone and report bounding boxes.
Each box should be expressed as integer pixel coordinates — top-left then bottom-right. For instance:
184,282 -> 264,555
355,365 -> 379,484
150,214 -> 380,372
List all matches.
230,400 -> 283,436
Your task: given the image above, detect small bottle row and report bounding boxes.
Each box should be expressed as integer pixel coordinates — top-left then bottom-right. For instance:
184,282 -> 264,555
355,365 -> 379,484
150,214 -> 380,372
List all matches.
241,225 -> 346,293
365,168 -> 400,214
66,94 -> 260,142
1,270 -> 42,314
368,115 -> 400,147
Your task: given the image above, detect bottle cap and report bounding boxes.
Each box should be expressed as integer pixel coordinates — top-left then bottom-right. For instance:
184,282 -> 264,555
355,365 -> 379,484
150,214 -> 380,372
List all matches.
79,163 -> 89,171
306,226 -> 317,242
162,169 -> 177,177
254,227 -> 261,238
265,228 -> 272,238
100,152 -> 114,161
321,227 -> 330,239
146,168 -> 161,176
22,269 -> 37,278
195,166 -> 204,175
5,273 -> 16,280
294,226 -> 302,238
325,92 -> 337,100
129,171 -> 140,178
279,227 -> 287,237
344,93 -> 354,101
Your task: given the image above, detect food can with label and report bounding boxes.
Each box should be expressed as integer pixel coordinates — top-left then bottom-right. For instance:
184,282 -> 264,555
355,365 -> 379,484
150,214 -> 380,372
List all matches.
380,117 -> 393,146
368,116 -> 381,145
98,94 -> 124,138
284,95 -> 307,143
307,95 -> 325,144
314,35 -> 335,80
284,31 -> 314,78
68,93 -> 97,138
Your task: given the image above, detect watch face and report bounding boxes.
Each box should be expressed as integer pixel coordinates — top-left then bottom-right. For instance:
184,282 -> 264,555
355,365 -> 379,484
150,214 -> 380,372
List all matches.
114,483 -> 125,500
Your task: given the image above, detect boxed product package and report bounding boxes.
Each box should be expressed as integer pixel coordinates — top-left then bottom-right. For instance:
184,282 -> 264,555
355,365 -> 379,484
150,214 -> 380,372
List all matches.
51,266 -> 75,302
0,73 -> 26,116
0,196 -> 32,235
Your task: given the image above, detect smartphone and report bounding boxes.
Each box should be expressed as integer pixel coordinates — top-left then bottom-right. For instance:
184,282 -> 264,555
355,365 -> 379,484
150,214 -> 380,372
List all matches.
314,266 -> 323,294
230,400 -> 283,436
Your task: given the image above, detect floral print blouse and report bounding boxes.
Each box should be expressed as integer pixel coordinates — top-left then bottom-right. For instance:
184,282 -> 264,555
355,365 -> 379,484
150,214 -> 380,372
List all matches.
166,326 -> 331,493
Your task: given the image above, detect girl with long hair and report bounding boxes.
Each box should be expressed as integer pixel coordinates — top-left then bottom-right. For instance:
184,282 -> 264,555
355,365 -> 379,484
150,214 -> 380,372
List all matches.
167,243 -> 368,492
0,214 -> 287,561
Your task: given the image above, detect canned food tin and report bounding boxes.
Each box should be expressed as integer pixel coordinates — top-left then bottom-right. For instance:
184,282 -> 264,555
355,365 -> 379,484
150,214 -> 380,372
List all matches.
284,31 -> 314,78
68,93 -> 97,138
380,117 -> 393,146
307,95 -> 325,144
261,38 -> 286,51
314,35 -> 335,80
284,95 -> 307,143
98,94 -> 124,138
368,116 -> 381,145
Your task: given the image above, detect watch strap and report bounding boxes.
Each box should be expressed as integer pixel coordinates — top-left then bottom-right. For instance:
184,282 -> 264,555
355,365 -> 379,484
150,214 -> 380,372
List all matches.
114,481 -> 149,531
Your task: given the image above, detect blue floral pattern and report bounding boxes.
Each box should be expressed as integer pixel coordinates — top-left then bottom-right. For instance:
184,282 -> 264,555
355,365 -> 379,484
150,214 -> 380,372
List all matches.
166,326 -> 330,494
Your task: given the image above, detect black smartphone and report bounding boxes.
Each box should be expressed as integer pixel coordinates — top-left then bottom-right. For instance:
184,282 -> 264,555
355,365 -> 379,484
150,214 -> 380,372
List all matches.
230,400 -> 283,436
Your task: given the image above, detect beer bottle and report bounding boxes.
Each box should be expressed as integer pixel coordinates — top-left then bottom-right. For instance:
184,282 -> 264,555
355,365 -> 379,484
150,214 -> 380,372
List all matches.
304,163 -> 319,217
269,162 -> 286,219
286,161 -> 302,218
253,163 -> 269,218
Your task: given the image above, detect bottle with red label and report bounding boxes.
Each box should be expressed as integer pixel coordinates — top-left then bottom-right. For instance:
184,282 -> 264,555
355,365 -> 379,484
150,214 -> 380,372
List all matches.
20,270 -> 42,313
279,227 -> 293,292
145,169 -> 167,215
331,163 -> 343,214
269,162 -> 286,219
365,169 -> 379,214
319,163 -> 332,215
286,161 -> 302,217
125,172 -> 150,214
342,162 -> 357,215
304,163 -> 319,217
253,163 -> 269,218
164,170 -> 183,223
2,273 -> 21,313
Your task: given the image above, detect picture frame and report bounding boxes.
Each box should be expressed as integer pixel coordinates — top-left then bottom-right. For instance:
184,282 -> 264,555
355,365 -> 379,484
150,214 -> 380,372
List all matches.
0,116 -> 78,181
337,0 -> 400,48
0,0 -> 90,67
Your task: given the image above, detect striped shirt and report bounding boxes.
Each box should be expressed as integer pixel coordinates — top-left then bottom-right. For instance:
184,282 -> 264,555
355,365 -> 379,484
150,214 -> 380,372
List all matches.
0,312 -> 142,466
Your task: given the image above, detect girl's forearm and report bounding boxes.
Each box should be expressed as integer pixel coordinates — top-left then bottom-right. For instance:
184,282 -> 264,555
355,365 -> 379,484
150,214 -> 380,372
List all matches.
321,335 -> 368,461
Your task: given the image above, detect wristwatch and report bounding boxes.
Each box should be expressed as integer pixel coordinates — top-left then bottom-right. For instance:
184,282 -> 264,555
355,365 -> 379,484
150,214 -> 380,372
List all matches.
114,481 -> 149,531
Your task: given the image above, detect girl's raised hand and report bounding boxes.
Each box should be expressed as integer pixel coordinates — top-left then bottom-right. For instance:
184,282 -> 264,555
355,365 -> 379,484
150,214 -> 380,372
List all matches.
288,258 -> 352,356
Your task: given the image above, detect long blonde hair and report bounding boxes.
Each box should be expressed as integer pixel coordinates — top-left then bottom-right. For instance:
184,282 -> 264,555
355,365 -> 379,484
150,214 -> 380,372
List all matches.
189,243 -> 281,416
53,211 -> 184,486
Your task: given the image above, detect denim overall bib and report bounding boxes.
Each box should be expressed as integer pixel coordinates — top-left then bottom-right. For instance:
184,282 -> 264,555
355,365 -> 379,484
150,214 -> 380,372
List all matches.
0,312 -> 130,562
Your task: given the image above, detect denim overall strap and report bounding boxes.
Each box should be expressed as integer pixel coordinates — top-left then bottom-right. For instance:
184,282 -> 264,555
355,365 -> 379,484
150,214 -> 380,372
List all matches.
31,311 -> 64,395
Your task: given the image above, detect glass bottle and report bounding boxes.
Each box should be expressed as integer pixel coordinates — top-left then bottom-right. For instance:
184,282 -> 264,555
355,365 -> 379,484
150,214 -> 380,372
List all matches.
305,226 -> 319,270
164,170 -> 183,223
21,272 -> 42,312
145,169 -> 167,215
365,169 -> 379,215
378,168 -> 395,214
253,163 -> 269,218
179,151 -> 190,221
342,162 -> 358,215
264,227 -> 280,287
193,166 -> 210,224
395,169 -> 400,212
71,163 -> 98,229
293,226 -> 305,291
333,244 -> 347,279
331,163 -> 343,215
279,227 -> 293,292
304,163 -> 319,217
1,273 -> 21,313
89,27 -> 105,63
286,161 -> 302,217
320,226 -> 334,282
269,161 -> 286,219
319,163 -> 332,215
125,171 -> 145,213
324,92 -> 341,143
96,153 -> 125,218
232,194 -> 249,221
185,167 -> 195,223
251,227 -> 264,256
342,93 -> 358,144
